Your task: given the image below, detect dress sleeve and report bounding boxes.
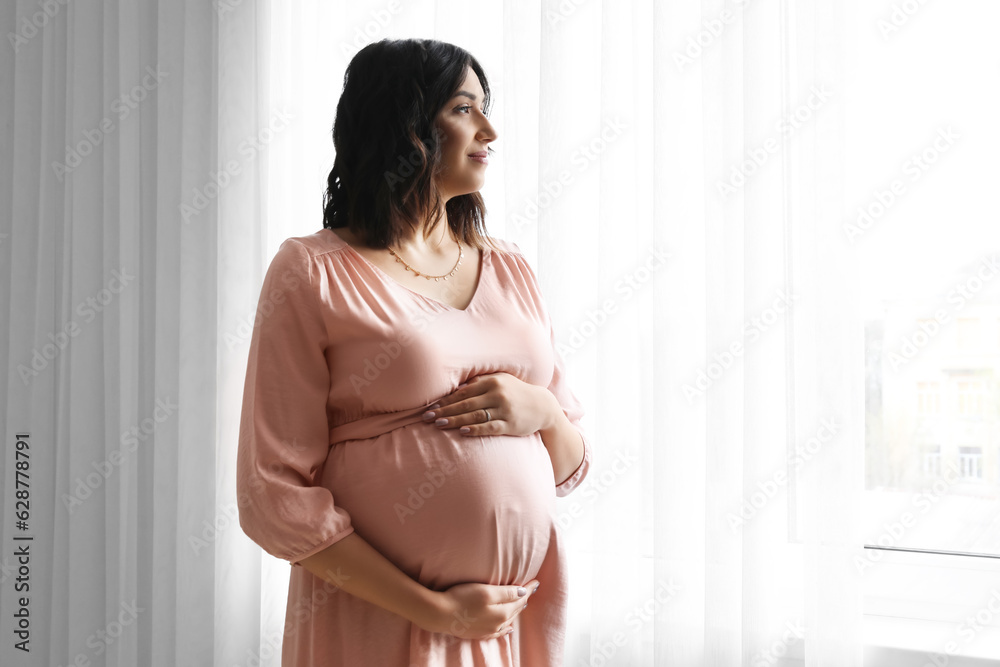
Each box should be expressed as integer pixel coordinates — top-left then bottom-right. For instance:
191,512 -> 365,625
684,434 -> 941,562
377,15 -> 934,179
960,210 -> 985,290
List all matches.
236,238 -> 355,566
547,317 -> 593,498
507,241 -> 592,497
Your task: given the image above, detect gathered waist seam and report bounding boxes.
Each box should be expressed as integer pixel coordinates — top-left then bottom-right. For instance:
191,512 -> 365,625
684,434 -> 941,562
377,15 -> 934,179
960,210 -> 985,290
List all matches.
328,402 -> 439,446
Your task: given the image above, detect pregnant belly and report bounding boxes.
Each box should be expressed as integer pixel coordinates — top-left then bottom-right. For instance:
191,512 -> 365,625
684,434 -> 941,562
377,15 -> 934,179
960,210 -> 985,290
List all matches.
323,422 -> 556,590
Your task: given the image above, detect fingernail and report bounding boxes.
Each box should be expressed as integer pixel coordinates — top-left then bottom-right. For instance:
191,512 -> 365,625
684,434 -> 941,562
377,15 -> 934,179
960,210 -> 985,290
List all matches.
435,418 -> 448,426
457,383 -> 467,389
422,411 -> 435,420
459,427 -> 470,434
516,587 -> 527,597
428,403 -> 441,409
534,584 -> 539,593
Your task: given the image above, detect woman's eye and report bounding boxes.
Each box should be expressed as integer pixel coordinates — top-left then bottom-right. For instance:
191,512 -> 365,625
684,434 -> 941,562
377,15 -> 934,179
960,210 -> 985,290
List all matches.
457,105 -> 486,115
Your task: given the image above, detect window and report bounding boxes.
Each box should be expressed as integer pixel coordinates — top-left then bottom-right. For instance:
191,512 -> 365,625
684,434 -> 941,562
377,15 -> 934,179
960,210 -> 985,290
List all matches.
852,0 -> 1000,556
920,445 -> 941,477
957,446 -> 983,481
955,379 -> 985,418
916,382 -> 941,416
864,317 -> 1000,554
849,1 -> 1000,659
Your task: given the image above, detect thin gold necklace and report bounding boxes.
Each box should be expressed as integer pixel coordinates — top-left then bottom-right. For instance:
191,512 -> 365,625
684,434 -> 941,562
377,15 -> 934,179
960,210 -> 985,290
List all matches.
386,237 -> 464,281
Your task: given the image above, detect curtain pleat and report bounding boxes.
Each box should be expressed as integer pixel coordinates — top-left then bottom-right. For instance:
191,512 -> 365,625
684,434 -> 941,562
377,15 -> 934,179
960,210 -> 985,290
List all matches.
217,0 -> 272,665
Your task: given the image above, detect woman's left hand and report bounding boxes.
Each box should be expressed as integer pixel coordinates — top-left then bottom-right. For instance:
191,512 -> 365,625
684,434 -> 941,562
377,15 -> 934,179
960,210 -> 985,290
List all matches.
422,372 -> 559,437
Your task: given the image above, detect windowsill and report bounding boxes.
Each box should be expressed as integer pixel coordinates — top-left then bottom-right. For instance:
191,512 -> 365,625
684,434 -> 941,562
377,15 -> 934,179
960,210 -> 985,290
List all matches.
863,646 -> 1000,667
864,547 -> 1000,662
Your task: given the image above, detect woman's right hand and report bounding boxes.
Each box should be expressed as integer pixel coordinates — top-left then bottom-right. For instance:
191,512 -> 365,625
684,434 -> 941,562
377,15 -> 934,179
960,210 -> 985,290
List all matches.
414,579 -> 540,640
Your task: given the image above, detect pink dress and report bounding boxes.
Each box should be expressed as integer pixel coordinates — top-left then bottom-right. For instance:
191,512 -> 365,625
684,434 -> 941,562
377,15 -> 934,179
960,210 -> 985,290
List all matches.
236,228 -> 592,666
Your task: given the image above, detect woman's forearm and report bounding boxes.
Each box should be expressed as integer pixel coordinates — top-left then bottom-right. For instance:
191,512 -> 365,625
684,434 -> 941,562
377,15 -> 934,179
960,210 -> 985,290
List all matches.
296,531 -> 443,629
537,390 -> 586,485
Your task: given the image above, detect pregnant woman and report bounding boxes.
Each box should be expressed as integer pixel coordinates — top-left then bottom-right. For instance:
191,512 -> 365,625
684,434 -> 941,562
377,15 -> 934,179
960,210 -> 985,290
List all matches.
236,38 -> 592,666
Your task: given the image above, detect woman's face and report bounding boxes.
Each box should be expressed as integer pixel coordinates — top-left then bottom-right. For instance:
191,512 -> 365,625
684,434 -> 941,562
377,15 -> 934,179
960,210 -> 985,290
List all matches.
432,66 -> 497,200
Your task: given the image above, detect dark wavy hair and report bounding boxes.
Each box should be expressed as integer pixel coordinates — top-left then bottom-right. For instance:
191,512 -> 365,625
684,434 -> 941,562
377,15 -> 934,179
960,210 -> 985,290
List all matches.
322,38 -> 500,253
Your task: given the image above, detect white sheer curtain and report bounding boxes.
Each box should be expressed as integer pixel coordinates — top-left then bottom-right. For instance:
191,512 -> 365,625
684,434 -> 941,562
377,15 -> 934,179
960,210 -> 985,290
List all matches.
518,1 -> 862,665
1,0 -> 227,665
1,1 -> 863,666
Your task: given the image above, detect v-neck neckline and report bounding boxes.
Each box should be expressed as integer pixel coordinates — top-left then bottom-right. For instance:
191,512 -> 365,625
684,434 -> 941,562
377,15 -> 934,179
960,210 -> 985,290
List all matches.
324,227 -> 488,313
